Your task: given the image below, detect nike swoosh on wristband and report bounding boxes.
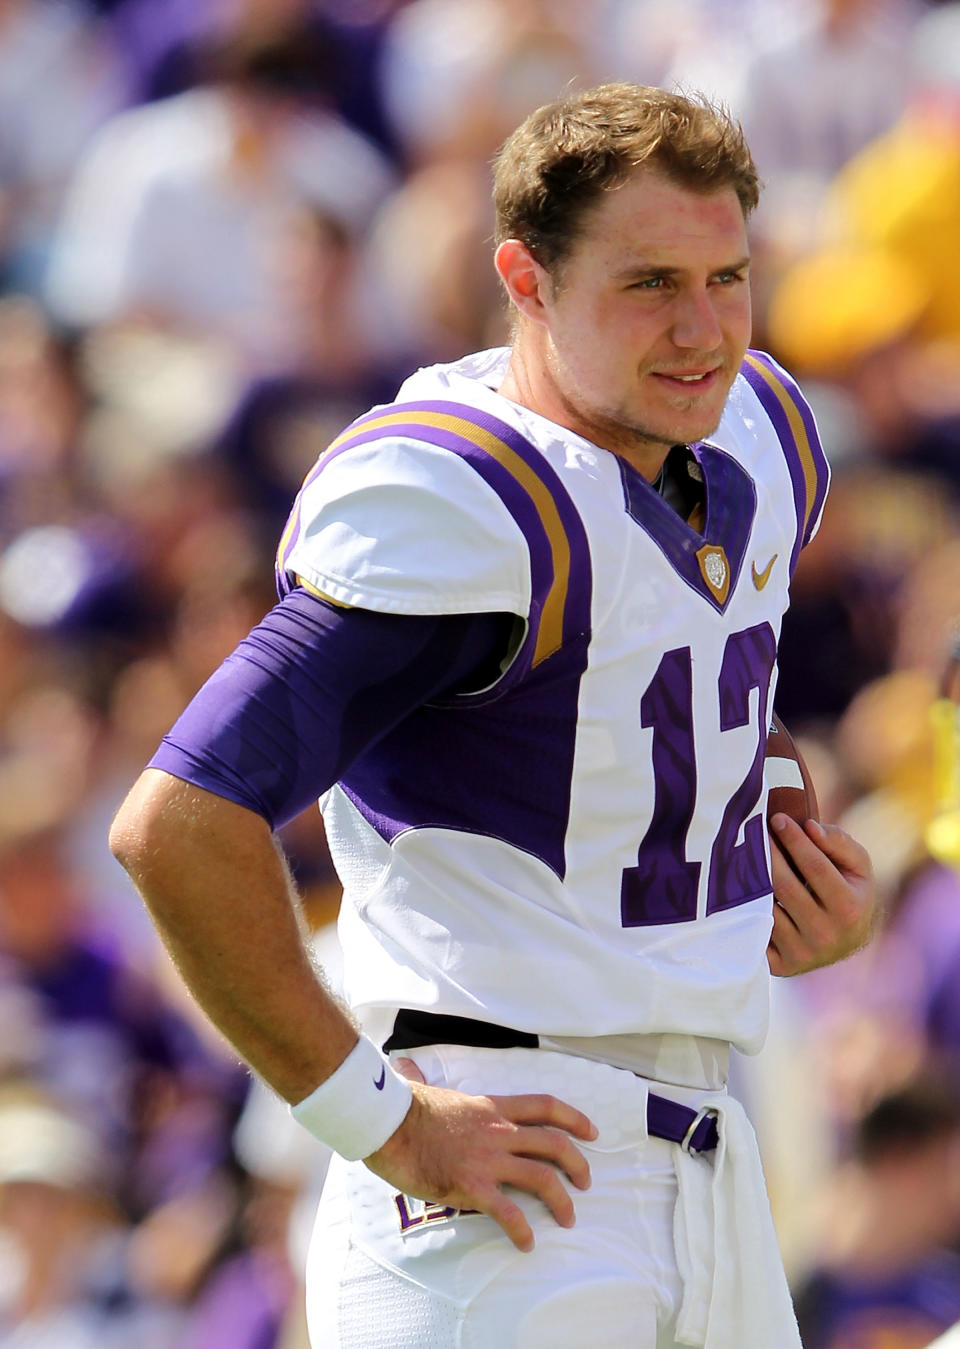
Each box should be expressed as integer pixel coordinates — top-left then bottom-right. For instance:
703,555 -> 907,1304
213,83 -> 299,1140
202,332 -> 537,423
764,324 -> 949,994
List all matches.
373,1067 -> 386,1091
751,554 -> 778,590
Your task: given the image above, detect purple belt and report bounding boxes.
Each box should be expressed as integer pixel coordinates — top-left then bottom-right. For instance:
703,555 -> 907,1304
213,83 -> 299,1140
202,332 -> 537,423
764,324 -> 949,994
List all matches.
384,1009 -> 720,1155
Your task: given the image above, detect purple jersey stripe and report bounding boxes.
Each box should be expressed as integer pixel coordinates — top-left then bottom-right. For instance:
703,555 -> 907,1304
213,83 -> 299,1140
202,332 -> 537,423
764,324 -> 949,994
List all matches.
745,350 -> 829,539
741,351 -> 829,575
276,400 -> 592,668
300,418 -> 556,673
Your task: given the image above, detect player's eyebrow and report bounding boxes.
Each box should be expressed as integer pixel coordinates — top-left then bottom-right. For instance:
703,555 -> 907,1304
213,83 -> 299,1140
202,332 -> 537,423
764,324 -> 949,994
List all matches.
720,256 -> 752,275
612,263 -> 676,281
612,256 -> 751,281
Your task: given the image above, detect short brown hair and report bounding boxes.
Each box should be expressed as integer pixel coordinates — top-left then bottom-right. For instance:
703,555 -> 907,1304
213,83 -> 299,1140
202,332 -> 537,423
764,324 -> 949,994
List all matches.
492,83 -> 759,276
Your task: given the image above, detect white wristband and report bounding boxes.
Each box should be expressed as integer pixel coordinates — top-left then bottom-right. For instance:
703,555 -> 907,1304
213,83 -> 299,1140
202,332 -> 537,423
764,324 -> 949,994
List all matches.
289,1034 -> 413,1161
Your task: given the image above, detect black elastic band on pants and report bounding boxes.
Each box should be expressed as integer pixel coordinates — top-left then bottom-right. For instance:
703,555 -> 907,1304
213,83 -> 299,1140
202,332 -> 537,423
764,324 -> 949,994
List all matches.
384,1008 -> 539,1054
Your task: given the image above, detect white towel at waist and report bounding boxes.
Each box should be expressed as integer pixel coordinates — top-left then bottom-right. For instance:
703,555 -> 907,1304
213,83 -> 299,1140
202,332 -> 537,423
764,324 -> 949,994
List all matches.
672,1091 -> 802,1348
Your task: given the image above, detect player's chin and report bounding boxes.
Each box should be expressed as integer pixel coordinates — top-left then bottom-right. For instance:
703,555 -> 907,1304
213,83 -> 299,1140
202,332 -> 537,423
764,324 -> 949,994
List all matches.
651,401 -> 726,447
646,377 -> 733,437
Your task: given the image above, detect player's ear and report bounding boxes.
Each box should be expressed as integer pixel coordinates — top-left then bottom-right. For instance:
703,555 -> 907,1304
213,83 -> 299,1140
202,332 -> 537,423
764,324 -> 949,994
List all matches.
494,239 -> 552,323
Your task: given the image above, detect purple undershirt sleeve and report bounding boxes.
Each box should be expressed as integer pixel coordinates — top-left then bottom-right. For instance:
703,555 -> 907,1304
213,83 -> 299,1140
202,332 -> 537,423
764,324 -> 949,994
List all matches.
149,588 -> 512,831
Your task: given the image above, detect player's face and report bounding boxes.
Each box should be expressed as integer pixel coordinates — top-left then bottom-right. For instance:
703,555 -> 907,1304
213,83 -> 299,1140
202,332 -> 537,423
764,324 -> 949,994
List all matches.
533,168 -> 752,473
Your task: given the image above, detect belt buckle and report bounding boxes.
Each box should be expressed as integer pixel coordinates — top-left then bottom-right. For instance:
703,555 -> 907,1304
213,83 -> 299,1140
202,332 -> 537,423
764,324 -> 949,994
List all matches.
681,1105 -> 719,1155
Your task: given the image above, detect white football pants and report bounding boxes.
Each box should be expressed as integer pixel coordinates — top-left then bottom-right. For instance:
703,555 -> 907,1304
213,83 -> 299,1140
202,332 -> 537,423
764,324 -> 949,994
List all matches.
304,1044 -> 800,1349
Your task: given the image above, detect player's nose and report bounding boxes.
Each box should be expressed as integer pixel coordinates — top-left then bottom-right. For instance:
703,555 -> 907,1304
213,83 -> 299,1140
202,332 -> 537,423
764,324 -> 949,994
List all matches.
670,287 -> 723,350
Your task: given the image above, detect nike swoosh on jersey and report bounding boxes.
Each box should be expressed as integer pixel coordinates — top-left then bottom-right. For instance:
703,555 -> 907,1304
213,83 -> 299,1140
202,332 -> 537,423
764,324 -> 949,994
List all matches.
374,1067 -> 386,1091
751,554 -> 778,589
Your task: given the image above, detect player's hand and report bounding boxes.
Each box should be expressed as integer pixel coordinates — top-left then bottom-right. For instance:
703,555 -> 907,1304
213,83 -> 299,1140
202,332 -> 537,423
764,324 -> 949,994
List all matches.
766,815 -> 875,977
363,1057 -> 597,1252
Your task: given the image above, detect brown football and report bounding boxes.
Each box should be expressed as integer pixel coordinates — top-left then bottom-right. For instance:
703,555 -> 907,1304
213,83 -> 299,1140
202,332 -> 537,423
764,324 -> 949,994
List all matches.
765,712 -> 819,825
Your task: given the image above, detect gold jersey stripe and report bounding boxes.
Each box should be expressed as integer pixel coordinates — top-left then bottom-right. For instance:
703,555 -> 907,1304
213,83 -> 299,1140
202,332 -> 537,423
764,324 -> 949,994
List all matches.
742,353 -> 819,538
290,408 -> 571,666
296,576 -> 352,607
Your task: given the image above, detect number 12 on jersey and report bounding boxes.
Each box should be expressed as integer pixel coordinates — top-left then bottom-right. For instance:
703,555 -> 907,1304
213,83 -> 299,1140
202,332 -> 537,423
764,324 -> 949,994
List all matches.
621,622 -> 777,927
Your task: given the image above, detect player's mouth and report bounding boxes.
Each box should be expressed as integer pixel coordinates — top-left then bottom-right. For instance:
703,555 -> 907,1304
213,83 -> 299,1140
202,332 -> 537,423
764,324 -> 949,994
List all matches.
652,367 -> 721,393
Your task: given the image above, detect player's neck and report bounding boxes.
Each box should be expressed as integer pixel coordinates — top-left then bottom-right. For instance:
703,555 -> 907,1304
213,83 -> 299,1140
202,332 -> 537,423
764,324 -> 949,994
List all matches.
497,343 -> 669,483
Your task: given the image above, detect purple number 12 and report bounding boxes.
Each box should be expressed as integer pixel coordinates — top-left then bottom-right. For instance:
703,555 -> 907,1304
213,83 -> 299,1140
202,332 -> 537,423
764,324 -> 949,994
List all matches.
620,623 -> 777,927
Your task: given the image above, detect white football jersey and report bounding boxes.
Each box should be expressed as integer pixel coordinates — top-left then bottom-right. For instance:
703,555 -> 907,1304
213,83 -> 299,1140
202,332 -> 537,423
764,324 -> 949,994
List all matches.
277,347 -> 829,1055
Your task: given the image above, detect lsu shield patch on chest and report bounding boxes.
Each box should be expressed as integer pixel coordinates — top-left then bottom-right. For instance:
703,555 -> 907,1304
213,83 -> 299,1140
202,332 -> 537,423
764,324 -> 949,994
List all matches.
695,542 -> 730,604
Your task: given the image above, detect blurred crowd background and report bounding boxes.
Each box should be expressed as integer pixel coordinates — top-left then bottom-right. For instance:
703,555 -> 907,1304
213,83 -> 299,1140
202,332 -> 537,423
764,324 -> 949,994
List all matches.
3,0 -> 960,1344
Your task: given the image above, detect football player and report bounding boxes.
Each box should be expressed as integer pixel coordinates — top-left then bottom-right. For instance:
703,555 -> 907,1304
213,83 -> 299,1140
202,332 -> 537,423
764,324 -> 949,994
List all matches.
110,84 -> 874,1348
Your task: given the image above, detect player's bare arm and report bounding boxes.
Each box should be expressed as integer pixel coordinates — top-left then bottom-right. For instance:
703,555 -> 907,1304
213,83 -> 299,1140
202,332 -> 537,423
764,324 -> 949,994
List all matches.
109,770 -> 595,1251
766,814 -> 875,976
